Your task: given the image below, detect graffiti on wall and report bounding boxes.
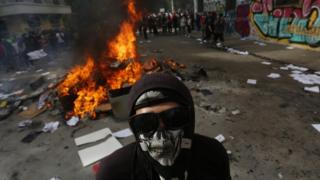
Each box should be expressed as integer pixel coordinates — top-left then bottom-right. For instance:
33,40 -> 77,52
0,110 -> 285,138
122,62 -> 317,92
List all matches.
236,3 -> 251,37
251,0 -> 320,47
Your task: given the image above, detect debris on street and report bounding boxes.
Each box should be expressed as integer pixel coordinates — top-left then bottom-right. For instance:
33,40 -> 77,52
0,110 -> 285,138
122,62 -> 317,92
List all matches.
74,128 -> 112,146
21,131 -> 43,143
267,73 -> 281,79
231,109 -> 241,115
112,128 -> 133,138
304,86 -> 320,93
215,134 -> 226,143
312,124 -> 320,133
42,121 -> 60,133
227,48 -> 249,55
261,61 -> 272,65
66,116 -> 80,127
247,79 -> 257,85
77,134 -> 122,167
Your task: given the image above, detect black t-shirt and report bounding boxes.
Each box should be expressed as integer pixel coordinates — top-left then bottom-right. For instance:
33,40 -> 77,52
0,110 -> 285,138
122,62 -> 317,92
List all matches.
97,134 -> 231,180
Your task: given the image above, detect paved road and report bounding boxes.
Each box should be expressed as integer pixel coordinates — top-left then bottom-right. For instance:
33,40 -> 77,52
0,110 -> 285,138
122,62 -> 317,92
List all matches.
0,34 -> 319,180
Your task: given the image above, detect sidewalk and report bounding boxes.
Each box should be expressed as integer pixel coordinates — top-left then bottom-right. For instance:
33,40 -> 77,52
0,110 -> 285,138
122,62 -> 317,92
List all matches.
191,31 -> 320,71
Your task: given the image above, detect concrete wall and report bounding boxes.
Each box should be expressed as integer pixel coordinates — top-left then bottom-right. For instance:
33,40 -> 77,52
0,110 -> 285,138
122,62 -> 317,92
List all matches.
235,0 -> 320,50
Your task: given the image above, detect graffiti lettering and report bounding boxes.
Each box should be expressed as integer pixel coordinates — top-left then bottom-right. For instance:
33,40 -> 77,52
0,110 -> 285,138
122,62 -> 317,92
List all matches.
251,0 -> 320,47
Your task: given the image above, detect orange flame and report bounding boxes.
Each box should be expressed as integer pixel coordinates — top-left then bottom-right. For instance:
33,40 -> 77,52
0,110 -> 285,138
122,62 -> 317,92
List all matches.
57,0 -> 142,119
58,57 -> 95,96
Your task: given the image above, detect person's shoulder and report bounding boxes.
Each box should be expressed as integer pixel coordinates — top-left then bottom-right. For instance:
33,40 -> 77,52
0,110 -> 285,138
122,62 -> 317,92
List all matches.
192,134 -> 228,160
96,143 -> 136,180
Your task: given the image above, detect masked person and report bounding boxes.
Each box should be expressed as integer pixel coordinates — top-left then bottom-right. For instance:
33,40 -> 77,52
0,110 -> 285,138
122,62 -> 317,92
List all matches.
97,73 -> 231,180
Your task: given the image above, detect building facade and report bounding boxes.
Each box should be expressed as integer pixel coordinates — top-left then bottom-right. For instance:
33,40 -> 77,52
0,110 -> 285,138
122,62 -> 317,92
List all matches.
0,0 -> 71,37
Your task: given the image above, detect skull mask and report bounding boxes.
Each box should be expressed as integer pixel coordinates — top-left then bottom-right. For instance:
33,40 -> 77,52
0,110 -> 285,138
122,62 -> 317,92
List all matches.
138,129 -> 184,166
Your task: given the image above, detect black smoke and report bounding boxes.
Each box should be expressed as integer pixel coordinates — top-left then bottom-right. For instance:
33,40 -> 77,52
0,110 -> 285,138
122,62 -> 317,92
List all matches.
69,0 -> 167,59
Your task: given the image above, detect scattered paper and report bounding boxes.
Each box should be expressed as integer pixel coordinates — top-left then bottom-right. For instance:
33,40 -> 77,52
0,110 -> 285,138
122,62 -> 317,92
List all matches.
247,79 -> 257,85
196,38 -> 202,41
267,73 -> 281,79
75,128 -> 112,146
290,73 -> 320,85
78,136 -> 123,167
67,116 -> 80,127
38,92 -> 50,109
42,121 -> 60,133
8,77 -> 16,81
282,64 -> 308,72
112,128 -> 133,138
27,49 -> 48,60
227,150 -> 232,155
312,124 -> 320,133
286,46 -> 295,50
18,120 -> 33,128
215,134 -> 226,143
49,177 -> 61,180
231,109 -> 241,115
291,70 -> 302,74
227,48 -> 249,55
278,172 -> 283,179
254,41 -> 266,46
15,71 -> 27,75
261,61 -> 271,65
304,86 -> 320,93
41,72 -> 50,76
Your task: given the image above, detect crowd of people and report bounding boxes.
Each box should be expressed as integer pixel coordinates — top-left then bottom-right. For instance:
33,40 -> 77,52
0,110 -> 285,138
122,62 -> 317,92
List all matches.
138,10 -> 226,46
0,29 -> 69,72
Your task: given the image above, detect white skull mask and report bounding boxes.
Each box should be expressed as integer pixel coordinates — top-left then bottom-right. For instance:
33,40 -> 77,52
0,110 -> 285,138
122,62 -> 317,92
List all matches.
138,129 -> 184,166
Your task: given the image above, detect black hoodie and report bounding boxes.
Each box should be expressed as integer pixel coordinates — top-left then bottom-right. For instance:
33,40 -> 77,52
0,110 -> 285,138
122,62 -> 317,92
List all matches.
97,73 -> 231,180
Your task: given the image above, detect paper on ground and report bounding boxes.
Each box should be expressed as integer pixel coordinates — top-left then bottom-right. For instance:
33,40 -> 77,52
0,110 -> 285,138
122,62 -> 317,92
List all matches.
215,134 -> 226,143
290,73 -> 320,85
27,49 -> 48,60
78,136 -> 123,167
261,61 -> 271,65
286,46 -> 295,50
75,128 -> 112,146
66,116 -> 80,127
42,121 -> 59,133
112,128 -> 133,138
312,124 -> 320,133
304,86 -> 320,93
268,73 -> 281,79
227,48 -> 249,55
281,64 -> 308,72
247,79 -> 257,85
254,41 -> 266,46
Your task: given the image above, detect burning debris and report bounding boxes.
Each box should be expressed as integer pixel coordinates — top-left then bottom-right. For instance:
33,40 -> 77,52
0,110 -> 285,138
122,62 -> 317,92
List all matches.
57,0 -> 142,120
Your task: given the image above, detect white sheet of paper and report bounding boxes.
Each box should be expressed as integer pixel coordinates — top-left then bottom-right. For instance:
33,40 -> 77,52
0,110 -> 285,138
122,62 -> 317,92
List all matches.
75,128 -> 112,146
304,86 -> 320,93
112,128 -> 133,138
268,73 -> 281,79
312,124 -> 320,133
261,61 -> 271,65
247,79 -> 257,85
215,134 -> 226,143
78,136 -> 123,167
67,116 -> 80,127
42,121 -> 59,133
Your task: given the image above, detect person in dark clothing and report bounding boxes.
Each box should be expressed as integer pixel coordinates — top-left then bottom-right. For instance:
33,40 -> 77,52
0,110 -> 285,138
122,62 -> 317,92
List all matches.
214,14 -> 226,44
97,73 -> 231,180
142,16 -> 149,40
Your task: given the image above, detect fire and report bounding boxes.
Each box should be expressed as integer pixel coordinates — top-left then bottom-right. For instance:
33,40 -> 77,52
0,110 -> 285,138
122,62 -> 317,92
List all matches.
74,84 -> 107,119
108,22 -> 137,62
57,0 -> 142,119
107,60 -> 142,90
58,57 -> 95,96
